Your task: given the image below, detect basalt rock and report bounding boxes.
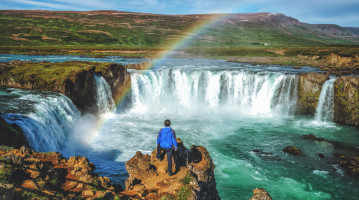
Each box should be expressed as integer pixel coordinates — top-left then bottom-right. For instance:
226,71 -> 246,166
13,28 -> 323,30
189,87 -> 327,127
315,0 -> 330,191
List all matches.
125,138 -> 220,200
335,154 -> 359,176
333,76 -> 359,127
0,115 -> 28,148
298,72 -> 329,115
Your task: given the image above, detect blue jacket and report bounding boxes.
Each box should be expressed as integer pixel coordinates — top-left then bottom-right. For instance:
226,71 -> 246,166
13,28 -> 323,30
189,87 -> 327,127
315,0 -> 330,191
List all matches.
157,127 -> 177,150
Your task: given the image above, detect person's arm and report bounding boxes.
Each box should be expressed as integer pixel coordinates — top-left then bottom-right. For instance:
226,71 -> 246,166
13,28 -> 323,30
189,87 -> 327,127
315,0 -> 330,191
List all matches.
172,129 -> 178,151
157,129 -> 162,146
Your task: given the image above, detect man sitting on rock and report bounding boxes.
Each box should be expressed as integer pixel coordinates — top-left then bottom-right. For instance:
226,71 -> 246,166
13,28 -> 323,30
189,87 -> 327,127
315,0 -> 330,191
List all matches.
156,119 -> 178,176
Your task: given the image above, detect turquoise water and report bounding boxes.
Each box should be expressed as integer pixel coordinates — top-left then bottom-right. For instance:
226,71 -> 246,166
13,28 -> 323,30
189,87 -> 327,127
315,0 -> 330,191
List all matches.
1,55 -> 358,200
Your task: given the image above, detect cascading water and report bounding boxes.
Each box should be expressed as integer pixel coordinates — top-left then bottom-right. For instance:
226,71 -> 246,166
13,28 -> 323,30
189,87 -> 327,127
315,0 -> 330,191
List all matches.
94,75 -> 115,113
314,77 -> 337,121
1,89 -> 80,152
129,69 -> 299,116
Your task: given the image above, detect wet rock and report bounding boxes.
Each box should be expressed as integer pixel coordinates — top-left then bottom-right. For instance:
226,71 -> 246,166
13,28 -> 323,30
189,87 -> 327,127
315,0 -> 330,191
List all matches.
334,76 -> 359,127
318,153 -> 326,158
336,154 -> 359,176
249,188 -> 272,200
283,146 -> 302,155
301,134 -> 326,141
0,116 -> 28,148
298,72 -> 329,115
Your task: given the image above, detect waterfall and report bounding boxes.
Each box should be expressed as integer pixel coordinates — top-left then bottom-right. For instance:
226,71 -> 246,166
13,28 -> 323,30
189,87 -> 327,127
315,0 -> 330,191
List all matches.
315,77 -> 337,121
129,69 -> 299,115
94,75 -> 115,113
2,93 -> 80,152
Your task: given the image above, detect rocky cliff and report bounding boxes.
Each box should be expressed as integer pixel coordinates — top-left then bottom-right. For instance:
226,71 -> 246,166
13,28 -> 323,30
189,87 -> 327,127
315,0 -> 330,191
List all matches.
124,138 -> 220,200
0,61 -> 131,114
0,146 -> 122,200
0,116 -> 28,148
334,76 -> 359,127
298,72 -> 329,115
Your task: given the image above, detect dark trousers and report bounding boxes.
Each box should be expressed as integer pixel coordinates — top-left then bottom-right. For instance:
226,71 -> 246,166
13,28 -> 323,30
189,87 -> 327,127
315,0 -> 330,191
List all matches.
156,145 -> 173,174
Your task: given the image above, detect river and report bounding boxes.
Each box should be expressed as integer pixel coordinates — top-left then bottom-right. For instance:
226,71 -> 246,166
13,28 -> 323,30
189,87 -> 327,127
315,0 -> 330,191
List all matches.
1,55 -> 358,199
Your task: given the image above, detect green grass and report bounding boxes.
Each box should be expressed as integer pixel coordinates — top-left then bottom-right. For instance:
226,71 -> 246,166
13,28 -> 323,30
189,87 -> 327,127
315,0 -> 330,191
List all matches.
0,10 -> 358,48
0,61 -> 116,92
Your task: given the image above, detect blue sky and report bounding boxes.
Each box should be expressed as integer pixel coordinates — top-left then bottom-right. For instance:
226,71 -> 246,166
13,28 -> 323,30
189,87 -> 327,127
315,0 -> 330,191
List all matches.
1,0 -> 358,27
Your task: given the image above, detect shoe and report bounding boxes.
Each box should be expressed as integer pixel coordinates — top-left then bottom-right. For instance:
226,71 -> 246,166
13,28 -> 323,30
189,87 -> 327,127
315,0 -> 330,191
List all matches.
168,172 -> 173,176
156,157 -> 161,162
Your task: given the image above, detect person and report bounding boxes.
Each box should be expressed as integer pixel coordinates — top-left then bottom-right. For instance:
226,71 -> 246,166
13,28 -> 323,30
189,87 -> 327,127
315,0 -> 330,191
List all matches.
156,119 -> 178,176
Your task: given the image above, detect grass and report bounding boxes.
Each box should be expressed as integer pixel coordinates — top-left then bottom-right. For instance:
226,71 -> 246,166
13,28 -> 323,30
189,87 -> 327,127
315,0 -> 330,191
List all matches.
0,61 -> 116,92
0,10 -> 358,48
179,173 -> 192,185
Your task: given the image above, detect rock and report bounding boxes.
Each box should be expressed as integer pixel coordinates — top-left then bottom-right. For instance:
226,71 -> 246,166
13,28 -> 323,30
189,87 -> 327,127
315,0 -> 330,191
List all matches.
82,189 -> 95,196
0,116 -> 28,148
298,72 -> 328,115
125,138 -> 220,200
249,188 -> 272,200
334,76 -> 359,127
283,146 -> 302,155
99,176 -> 112,189
151,148 -> 177,174
301,134 -> 325,141
336,154 -> 359,176
0,183 -> 14,200
318,153 -> 325,158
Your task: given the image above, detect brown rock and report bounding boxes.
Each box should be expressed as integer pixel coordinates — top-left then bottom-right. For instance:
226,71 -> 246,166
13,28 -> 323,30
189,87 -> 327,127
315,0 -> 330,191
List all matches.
250,188 -> 272,200
334,76 -> 359,127
298,72 -> 329,115
283,146 -> 302,155
82,189 -> 95,196
99,176 -> 112,189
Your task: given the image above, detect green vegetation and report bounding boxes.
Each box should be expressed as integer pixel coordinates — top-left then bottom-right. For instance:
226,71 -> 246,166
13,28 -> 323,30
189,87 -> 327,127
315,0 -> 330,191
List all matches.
0,61 -> 115,91
176,185 -> 191,200
179,173 -> 192,185
0,10 -> 358,48
0,145 -> 14,151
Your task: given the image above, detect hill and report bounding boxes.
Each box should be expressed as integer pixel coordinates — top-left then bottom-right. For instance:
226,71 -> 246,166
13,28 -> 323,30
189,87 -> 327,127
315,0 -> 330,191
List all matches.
0,10 -> 359,47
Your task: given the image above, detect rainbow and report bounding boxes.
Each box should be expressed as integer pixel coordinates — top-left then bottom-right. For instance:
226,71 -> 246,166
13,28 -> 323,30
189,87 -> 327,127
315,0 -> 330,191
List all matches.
87,13 -> 232,144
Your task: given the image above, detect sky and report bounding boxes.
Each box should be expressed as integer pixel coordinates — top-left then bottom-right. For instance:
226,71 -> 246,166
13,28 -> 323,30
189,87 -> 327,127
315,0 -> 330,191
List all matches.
1,0 -> 358,27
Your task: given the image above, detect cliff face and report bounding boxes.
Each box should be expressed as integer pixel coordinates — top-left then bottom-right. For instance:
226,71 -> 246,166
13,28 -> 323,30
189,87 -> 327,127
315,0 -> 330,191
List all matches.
0,61 -> 131,114
334,76 -> 359,127
125,138 -> 220,200
0,116 -> 28,148
298,72 -> 329,115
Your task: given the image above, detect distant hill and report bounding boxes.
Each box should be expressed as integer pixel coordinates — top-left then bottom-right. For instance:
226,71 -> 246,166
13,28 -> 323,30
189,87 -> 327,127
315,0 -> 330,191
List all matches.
0,10 -> 358,47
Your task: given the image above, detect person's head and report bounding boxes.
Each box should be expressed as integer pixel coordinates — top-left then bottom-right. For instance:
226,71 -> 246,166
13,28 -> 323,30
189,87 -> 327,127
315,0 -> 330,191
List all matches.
164,119 -> 171,127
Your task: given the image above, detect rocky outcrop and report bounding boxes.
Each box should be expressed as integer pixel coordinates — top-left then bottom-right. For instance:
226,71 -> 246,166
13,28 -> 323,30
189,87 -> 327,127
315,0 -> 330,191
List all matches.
0,61 -> 131,114
0,115 -> 28,148
333,76 -> 359,127
283,146 -> 302,155
298,72 -> 328,115
0,146 -> 123,199
125,138 -> 220,200
249,188 -> 272,200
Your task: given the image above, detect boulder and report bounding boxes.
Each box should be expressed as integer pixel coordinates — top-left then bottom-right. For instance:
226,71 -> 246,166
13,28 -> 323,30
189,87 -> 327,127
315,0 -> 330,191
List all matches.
0,183 -> 14,200
283,146 -> 302,155
249,188 -> 272,200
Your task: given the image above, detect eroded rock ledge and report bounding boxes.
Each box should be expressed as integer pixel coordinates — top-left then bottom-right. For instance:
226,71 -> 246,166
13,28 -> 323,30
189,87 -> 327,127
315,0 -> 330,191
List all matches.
124,138 -> 220,200
0,61 -> 131,114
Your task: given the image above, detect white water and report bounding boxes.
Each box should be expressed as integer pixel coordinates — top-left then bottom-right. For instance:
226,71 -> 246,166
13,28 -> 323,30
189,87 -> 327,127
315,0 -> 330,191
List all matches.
315,77 -> 337,122
94,75 -> 115,113
130,69 -> 299,116
2,92 -> 80,152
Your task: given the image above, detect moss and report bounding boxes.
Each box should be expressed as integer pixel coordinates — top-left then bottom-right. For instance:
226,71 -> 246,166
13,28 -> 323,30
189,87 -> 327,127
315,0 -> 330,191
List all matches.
179,173 -> 192,185
161,195 -> 175,200
176,185 -> 191,200
0,145 -> 14,151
